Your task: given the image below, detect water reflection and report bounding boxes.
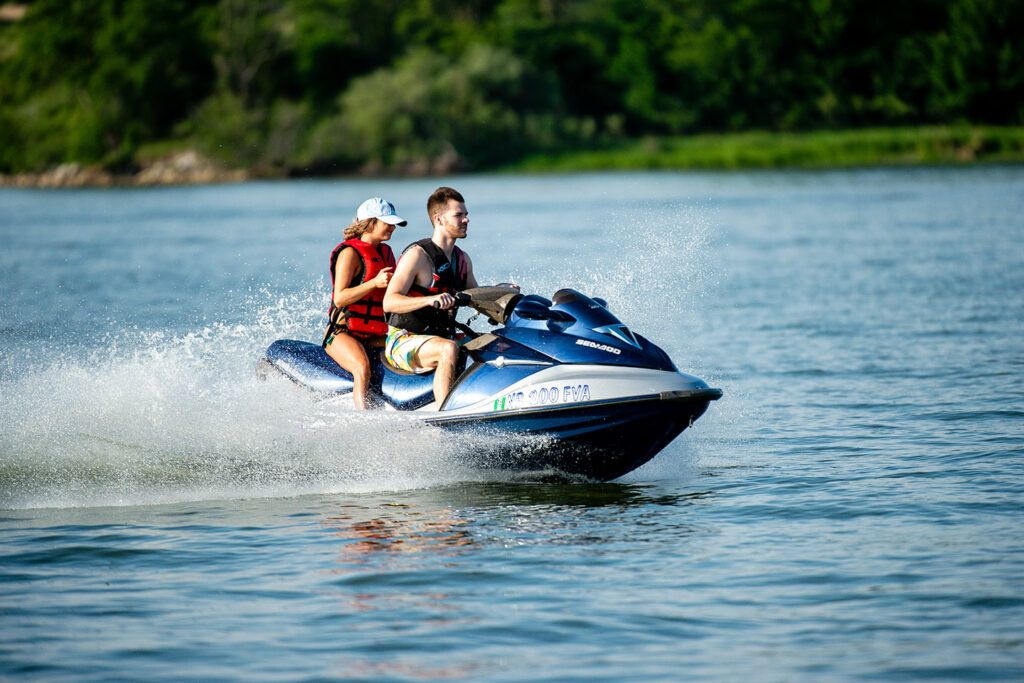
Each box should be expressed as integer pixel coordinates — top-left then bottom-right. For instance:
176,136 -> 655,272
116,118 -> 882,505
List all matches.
318,503 -> 476,621
414,480 -> 664,508
329,658 -> 484,681
322,503 -> 475,563
319,481 -> 715,566
313,481 -> 718,679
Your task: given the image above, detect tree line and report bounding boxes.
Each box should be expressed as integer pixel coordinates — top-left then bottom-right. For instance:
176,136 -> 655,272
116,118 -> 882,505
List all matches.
0,0 -> 1021,175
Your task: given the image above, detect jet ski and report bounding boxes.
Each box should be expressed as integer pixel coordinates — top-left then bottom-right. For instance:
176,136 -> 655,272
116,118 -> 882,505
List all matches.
259,287 -> 722,480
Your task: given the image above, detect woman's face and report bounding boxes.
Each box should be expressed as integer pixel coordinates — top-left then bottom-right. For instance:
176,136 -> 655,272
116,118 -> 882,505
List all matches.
367,218 -> 396,242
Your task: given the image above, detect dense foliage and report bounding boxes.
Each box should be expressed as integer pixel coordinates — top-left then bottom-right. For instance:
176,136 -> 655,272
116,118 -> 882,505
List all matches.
1,0 -> 1021,174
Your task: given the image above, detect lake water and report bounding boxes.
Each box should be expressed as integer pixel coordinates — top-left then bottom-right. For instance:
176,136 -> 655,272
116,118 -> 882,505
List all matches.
2,167 -> 1023,680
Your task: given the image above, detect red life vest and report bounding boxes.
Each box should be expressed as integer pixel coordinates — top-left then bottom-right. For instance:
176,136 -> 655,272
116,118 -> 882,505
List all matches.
326,238 -> 396,339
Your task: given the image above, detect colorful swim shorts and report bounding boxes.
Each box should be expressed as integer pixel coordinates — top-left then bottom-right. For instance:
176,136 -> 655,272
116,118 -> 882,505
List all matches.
384,326 -> 437,374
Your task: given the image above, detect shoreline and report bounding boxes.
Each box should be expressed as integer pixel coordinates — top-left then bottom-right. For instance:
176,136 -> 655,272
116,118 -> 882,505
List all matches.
0,151 -> 249,188
3,126 -> 1023,188
504,126 -> 1024,173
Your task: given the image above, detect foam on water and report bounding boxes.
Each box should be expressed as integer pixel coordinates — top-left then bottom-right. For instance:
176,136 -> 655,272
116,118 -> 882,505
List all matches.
0,287 -> 493,508
0,205 -> 723,509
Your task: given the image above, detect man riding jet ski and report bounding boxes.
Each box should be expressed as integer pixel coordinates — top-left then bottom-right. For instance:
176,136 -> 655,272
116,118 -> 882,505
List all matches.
380,186 -> 484,407
262,281 -> 722,480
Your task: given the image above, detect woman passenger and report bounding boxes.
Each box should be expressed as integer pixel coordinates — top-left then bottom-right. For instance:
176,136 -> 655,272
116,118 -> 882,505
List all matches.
323,197 -> 406,409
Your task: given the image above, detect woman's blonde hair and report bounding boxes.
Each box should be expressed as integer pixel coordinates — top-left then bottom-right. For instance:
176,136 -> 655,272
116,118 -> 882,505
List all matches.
343,217 -> 377,240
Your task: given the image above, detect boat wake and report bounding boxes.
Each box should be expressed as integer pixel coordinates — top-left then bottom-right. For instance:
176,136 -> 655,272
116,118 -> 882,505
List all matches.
0,290 -> 511,509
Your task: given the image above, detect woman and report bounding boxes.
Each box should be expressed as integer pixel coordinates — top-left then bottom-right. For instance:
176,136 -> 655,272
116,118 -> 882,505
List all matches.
323,197 -> 406,409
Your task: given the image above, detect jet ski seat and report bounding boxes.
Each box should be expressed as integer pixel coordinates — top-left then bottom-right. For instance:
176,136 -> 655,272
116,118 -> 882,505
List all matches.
378,348 -> 421,376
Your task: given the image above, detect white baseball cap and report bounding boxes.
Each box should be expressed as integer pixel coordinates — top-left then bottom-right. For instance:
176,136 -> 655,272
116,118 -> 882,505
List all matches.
356,197 -> 407,226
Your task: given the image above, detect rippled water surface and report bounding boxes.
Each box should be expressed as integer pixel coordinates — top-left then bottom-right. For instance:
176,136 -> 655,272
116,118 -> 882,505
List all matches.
2,168 -> 1023,680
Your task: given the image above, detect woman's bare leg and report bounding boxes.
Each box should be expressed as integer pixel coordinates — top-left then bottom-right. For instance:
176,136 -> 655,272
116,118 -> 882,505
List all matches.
325,333 -> 371,410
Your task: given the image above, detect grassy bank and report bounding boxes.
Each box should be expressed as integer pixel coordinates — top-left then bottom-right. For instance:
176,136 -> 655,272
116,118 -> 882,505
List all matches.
505,126 -> 1024,172
4,126 -> 1023,187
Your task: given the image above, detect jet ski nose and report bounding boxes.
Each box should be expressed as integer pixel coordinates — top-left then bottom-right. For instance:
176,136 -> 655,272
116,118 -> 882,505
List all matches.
593,324 -> 642,350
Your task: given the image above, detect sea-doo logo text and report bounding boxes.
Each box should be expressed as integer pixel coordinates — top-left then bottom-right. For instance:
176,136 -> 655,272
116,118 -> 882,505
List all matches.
576,339 -> 621,355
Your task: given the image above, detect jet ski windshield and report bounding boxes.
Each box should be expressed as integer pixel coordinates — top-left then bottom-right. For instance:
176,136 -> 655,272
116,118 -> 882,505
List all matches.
549,289 -> 645,350
549,288 -> 623,328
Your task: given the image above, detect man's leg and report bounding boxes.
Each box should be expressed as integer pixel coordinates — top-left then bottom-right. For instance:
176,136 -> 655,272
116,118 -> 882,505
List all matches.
411,337 -> 459,406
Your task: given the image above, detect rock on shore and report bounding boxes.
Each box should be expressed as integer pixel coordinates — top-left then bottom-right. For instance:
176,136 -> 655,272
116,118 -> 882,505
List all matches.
0,151 -> 248,188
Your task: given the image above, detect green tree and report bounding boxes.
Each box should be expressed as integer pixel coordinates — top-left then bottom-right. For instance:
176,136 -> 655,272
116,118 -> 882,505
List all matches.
940,0 -> 1024,123
2,0 -> 1023,175
0,0 -> 215,169
306,44 -> 561,171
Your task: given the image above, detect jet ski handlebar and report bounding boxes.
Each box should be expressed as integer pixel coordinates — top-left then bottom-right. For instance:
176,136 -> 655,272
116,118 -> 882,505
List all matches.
431,286 -> 524,324
431,292 -> 472,309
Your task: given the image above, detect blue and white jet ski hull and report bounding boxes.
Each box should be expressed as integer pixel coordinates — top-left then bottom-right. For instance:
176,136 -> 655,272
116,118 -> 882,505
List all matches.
261,335 -> 720,481
427,364 -> 719,480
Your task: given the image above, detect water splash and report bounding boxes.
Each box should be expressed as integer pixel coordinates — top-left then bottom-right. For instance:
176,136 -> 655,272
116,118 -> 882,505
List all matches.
0,286 -> 497,509
505,202 -> 718,350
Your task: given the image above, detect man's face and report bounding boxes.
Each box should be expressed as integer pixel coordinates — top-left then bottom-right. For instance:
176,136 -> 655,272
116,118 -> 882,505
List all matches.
436,200 -> 468,239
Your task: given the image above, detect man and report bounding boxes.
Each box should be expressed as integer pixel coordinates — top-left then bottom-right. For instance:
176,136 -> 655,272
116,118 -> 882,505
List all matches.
383,186 -> 480,407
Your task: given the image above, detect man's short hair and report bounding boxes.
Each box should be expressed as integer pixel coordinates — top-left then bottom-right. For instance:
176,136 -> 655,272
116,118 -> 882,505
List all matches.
427,186 -> 465,222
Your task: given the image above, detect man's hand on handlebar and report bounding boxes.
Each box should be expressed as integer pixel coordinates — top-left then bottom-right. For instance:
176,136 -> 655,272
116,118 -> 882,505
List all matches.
431,292 -> 473,309
432,293 -> 457,309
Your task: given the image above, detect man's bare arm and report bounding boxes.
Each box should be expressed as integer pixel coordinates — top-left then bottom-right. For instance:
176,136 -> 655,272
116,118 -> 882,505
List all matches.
383,247 -> 456,313
462,252 -> 479,290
